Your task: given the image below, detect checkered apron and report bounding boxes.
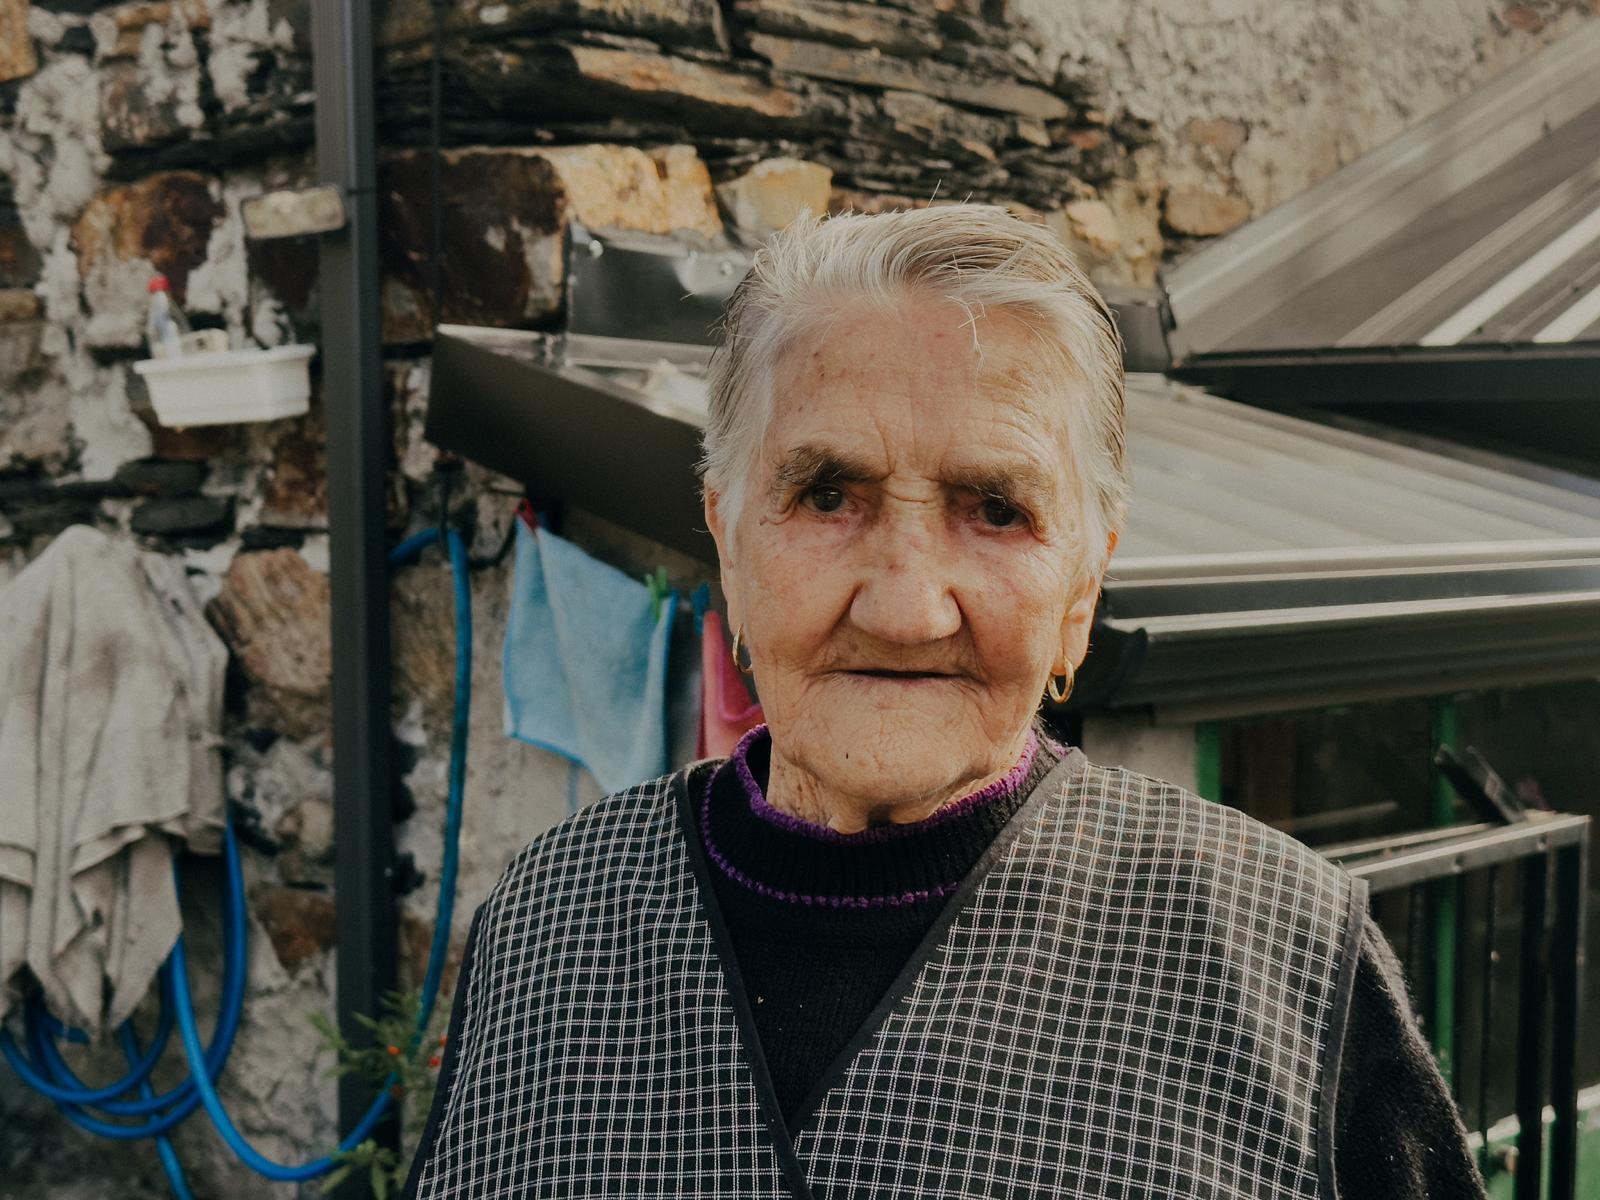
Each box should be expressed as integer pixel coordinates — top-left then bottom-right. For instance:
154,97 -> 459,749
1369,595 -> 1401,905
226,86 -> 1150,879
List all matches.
409,750 -> 1364,1200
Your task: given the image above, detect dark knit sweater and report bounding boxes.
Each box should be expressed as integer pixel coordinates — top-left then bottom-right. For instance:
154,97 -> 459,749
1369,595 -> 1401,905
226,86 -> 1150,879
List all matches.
702,725 -> 1489,1200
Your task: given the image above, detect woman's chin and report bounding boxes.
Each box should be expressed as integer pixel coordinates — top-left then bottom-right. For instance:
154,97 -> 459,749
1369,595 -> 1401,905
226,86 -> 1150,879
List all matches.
785,733 -> 997,815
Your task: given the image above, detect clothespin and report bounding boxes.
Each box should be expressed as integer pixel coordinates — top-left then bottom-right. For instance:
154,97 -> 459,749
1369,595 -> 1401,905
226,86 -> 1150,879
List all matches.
645,566 -> 671,624
691,581 -> 711,635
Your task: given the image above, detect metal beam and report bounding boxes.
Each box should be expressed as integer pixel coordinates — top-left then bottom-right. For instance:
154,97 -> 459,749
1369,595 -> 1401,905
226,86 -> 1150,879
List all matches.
1170,342 -> 1600,407
313,0 -> 395,1167
1329,812 -> 1589,892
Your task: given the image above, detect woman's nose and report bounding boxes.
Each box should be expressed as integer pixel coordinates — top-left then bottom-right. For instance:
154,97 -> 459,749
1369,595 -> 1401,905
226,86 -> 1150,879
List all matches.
847,523 -> 963,646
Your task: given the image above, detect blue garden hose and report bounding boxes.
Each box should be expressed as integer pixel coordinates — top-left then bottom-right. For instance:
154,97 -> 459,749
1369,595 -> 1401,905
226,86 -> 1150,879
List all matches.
0,525 -> 472,1194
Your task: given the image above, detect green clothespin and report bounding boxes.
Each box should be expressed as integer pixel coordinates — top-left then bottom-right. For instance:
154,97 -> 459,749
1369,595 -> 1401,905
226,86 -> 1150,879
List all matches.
645,567 -> 671,624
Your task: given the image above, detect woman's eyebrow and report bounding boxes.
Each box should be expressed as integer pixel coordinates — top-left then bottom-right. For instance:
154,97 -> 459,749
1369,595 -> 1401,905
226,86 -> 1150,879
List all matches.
770,444 -> 883,492
942,460 -> 1057,508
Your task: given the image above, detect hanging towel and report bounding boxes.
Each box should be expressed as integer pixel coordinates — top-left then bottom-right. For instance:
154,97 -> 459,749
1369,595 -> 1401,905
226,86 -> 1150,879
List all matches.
502,517 -> 676,796
697,610 -> 763,760
0,525 -> 226,1034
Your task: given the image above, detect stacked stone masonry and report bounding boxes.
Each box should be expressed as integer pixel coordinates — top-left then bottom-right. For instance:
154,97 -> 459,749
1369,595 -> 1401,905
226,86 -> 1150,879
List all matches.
1,0 -> 1595,1195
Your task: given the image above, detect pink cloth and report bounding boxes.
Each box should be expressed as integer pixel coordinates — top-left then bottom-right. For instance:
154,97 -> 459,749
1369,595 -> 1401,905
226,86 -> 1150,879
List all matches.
698,611 -> 763,760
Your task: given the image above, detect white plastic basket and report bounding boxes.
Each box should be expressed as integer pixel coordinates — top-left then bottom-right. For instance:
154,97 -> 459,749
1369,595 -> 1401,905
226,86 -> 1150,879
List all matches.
133,345 -> 314,427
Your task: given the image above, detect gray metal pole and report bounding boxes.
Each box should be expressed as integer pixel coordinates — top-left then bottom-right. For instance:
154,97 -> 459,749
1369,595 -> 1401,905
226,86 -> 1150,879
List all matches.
311,0 -> 396,1171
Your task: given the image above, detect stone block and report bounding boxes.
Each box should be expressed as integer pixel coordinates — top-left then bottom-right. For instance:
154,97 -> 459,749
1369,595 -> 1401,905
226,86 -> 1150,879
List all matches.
0,0 -> 38,83
99,59 -> 193,151
1059,198 -> 1121,258
247,234 -> 318,320
391,562 -> 458,721
73,171 -> 223,349
148,423 -> 236,460
749,33 -> 1070,121
1099,179 -> 1165,287
451,40 -> 812,135
1162,184 -> 1250,237
872,88 -> 1008,162
0,287 -> 40,320
273,794 -> 334,885
731,0 -> 942,57
379,0 -> 726,52
129,494 -> 232,538
378,147 -> 565,342
567,42 -> 809,123
94,0 -> 209,60
0,317 -> 44,382
57,23 -> 95,56
113,456 -> 206,496
0,222 -> 42,288
206,548 -> 332,740
399,906 -> 467,1000
4,492 -> 98,535
379,143 -> 720,341
541,143 -> 722,239
249,883 -> 335,972
715,156 -> 831,238
0,378 -> 71,471
73,171 -> 220,292
259,403 -> 327,529
1182,116 -> 1248,163
1502,4 -> 1545,32
936,37 -> 1047,83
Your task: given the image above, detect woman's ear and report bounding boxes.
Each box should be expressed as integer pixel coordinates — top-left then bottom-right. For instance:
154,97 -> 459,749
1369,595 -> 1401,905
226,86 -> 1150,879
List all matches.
704,488 -> 742,629
1056,528 -> 1118,671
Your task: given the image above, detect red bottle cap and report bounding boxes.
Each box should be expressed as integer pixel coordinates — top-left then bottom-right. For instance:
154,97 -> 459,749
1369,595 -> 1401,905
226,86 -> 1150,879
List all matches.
148,275 -> 171,293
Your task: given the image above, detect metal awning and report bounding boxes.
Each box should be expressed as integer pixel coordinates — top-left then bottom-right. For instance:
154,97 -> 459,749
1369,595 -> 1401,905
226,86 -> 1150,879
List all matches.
1165,20 -> 1600,426
428,318 -> 1600,721
1103,378 -> 1600,719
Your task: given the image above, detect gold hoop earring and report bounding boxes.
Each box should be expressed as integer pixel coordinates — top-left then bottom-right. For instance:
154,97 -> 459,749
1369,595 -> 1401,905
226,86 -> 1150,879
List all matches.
730,624 -> 753,675
1045,661 -> 1075,704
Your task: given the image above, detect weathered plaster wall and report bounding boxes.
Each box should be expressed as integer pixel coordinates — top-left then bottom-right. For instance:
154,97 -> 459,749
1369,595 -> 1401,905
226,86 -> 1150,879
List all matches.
0,0 -> 1594,1196
1015,0 -> 1600,280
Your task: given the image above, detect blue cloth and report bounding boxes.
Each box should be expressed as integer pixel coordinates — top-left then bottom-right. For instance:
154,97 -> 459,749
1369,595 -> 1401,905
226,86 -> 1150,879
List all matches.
502,520 -> 676,796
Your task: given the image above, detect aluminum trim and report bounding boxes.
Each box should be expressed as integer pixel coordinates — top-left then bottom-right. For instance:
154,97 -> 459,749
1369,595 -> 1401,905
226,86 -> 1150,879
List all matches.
1334,814 -> 1589,892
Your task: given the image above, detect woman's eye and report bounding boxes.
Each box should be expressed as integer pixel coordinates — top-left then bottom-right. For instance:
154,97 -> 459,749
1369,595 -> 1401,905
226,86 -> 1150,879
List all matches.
981,497 -> 1023,528
807,485 -> 846,514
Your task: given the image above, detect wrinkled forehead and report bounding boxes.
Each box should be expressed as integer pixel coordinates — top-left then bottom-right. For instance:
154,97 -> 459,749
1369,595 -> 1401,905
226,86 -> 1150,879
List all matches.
766,294 -> 1075,452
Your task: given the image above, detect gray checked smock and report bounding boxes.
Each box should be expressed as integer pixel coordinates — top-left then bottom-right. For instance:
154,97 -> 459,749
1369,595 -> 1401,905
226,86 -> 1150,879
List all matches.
408,749 -> 1366,1199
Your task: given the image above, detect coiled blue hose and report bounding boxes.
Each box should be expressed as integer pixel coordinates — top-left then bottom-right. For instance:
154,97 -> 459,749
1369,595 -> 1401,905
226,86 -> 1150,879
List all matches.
0,526 -> 472,1194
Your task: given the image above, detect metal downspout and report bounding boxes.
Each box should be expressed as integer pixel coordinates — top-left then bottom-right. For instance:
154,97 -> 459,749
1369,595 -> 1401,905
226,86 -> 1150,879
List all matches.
312,0 -> 398,1171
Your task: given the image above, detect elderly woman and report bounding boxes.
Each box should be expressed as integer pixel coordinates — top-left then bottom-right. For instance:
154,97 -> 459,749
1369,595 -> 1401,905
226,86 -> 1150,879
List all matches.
404,206 -> 1483,1199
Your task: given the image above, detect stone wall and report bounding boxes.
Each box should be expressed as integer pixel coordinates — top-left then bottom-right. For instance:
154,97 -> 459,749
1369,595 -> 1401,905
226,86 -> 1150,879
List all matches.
0,0 -> 1594,1196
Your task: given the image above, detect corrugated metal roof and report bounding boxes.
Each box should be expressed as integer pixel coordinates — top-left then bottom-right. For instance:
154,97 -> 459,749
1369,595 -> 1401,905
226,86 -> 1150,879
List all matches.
1115,376 -> 1600,563
1165,21 -> 1600,358
1098,375 -> 1600,718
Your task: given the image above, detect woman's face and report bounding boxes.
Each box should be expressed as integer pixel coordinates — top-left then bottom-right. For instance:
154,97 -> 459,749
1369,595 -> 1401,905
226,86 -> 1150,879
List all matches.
707,291 -> 1114,810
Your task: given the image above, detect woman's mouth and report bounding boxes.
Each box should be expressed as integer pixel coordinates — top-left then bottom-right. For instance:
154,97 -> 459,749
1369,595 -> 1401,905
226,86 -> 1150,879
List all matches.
841,669 -> 959,683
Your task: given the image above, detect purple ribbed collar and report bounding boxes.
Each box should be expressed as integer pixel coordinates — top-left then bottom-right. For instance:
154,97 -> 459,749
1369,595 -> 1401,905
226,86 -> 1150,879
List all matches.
729,723 -> 1039,845
697,725 -> 1044,910
699,766 -> 963,909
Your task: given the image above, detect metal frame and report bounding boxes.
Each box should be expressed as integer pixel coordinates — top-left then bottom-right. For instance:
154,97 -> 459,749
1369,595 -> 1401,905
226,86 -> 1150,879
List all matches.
1328,813 -> 1590,1200
1170,341 -> 1600,409
312,0 -> 396,1164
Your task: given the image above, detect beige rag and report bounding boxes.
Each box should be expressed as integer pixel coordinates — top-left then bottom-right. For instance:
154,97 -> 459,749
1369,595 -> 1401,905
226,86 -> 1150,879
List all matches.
0,525 -> 226,1034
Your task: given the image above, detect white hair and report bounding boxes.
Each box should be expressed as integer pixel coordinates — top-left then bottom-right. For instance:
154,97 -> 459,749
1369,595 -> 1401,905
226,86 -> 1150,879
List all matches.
700,203 -> 1131,584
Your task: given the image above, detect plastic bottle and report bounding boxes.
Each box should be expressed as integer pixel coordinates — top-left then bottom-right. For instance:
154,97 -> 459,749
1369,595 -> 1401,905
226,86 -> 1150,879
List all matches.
146,275 -> 193,358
